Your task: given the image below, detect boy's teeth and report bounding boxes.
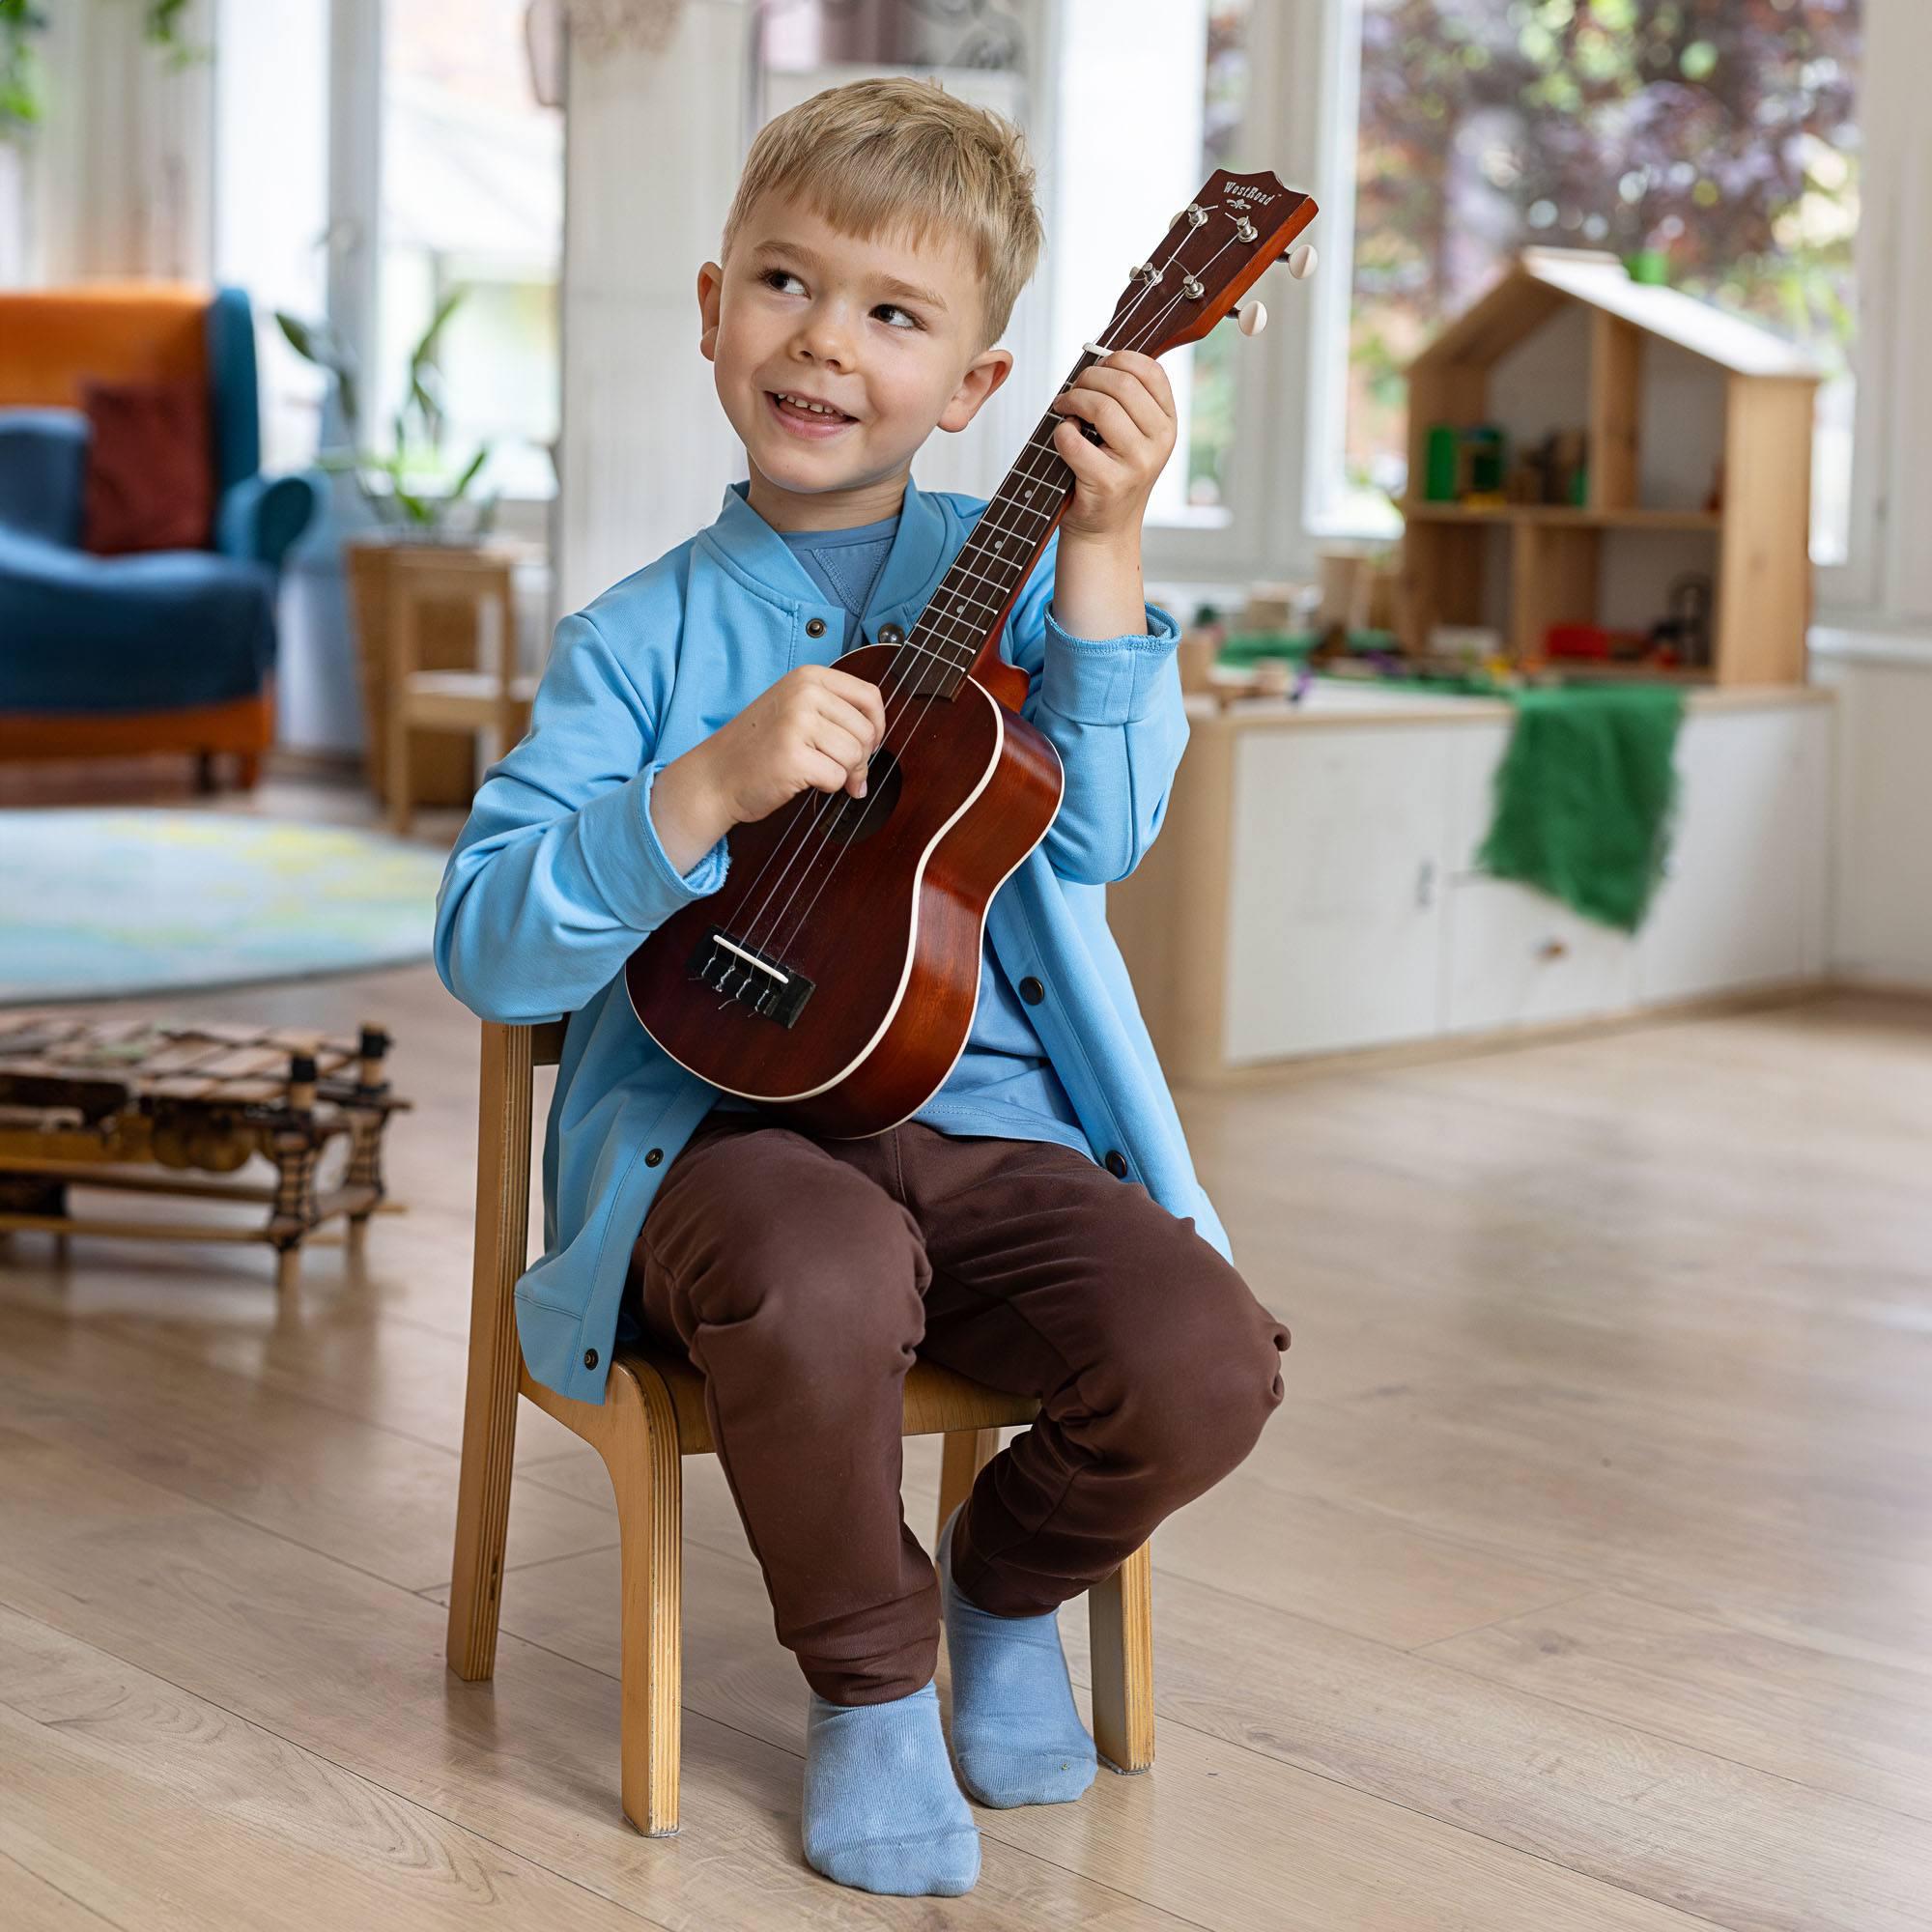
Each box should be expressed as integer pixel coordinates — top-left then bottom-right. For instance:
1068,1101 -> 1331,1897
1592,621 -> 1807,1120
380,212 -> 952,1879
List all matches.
778,392 -> 847,418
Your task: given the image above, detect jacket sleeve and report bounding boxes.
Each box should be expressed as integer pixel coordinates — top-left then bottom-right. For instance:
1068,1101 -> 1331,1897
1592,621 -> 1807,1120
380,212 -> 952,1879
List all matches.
433,608 -> 729,1024
998,526 -> 1190,886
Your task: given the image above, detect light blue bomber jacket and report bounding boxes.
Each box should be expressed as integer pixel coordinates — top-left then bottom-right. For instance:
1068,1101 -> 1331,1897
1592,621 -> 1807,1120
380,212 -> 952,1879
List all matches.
434,473 -> 1232,1405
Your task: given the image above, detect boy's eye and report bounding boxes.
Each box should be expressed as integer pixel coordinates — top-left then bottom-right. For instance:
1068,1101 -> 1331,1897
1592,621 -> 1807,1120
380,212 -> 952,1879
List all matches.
756,268 -> 922,331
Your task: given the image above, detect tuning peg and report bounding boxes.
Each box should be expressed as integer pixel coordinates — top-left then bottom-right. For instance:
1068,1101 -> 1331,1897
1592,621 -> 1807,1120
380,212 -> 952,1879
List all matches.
1236,298 -> 1267,337
1285,243 -> 1319,280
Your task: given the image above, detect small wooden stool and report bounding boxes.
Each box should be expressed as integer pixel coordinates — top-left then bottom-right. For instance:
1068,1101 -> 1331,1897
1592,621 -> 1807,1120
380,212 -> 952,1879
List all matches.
444,1021 -> 1156,1836
384,548 -> 536,835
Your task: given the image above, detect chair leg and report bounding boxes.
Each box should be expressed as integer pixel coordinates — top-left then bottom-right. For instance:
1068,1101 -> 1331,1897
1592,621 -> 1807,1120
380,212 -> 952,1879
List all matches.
446,1024 -> 533,1683
935,1427 -> 1001,1545
597,1360 -> 685,1837
1089,1543 -> 1155,1775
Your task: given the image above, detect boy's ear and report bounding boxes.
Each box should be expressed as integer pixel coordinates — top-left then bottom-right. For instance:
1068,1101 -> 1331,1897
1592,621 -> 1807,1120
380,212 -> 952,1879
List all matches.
936,346 -> 1015,436
696,261 -> 724,362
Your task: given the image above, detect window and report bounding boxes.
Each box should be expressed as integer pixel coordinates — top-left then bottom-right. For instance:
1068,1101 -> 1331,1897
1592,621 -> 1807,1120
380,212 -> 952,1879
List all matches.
1185,0 -> 1259,513
378,0 -> 562,501
1318,0 -> 1861,564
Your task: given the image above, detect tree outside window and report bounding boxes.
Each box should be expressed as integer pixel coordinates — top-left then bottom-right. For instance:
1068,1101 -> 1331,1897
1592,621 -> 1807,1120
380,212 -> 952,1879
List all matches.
1342,0 -> 1860,559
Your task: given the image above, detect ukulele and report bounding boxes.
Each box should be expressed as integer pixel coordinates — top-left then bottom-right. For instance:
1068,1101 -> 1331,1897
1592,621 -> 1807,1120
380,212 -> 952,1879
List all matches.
626,168 -> 1318,1136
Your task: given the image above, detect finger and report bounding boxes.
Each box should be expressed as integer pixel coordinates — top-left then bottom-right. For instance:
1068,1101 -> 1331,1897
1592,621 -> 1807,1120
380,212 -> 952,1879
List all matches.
1053,413 -> 1125,482
820,691 -> 884,754
1053,386 -> 1145,456
822,668 -> 888,739
1066,365 -> 1168,440
809,717 -> 868,776
1091,348 -> 1174,413
803,751 -> 854,797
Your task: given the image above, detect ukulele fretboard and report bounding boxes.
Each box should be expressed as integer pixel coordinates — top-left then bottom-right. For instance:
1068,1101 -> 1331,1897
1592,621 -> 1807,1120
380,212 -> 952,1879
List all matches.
889,348 -> 1107,698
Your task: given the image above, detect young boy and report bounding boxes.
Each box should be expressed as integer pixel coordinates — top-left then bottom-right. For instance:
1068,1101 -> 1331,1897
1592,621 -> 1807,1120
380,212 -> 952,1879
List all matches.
436,76 -> 1290,1898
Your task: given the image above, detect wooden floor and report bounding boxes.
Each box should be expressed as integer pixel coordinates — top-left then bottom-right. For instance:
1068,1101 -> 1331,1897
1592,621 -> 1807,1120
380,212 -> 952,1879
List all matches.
2,790 -> 1929,1927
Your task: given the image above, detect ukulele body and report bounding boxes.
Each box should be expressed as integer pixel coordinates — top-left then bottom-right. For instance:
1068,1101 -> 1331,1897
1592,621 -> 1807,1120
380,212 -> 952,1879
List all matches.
624,642 -> 1064,1137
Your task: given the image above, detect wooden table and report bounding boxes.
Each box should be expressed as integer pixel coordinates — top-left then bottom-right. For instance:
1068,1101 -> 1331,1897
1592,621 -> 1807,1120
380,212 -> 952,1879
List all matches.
0,1014 -> 410,1293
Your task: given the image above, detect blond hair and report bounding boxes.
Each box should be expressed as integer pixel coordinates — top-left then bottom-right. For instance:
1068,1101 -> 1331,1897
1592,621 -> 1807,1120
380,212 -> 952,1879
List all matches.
720,75 -> 1044,351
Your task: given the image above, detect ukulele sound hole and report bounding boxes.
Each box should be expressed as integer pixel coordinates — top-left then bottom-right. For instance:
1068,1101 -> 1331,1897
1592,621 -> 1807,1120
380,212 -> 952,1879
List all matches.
823,748 -> 901,845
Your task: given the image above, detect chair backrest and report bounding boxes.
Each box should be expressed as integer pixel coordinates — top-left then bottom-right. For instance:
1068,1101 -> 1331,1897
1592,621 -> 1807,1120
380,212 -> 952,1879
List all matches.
0,283 -> 262,497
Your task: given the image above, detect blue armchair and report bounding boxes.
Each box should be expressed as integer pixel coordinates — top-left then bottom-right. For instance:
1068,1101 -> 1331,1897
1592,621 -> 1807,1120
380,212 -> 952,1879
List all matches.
0,284 -> 324,787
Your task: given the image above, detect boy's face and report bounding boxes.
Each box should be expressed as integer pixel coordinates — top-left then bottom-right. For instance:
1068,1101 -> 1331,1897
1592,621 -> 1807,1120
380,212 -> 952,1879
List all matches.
697,189 -> 1015,530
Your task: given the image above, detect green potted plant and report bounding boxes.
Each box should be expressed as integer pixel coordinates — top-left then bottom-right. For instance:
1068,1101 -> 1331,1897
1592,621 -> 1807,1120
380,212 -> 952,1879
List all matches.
275,289 -> 503,807
275,287 -> 497,544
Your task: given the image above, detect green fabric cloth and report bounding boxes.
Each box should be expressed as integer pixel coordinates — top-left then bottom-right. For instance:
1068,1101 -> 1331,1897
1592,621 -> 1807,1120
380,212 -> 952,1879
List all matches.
1477,685 -> 1685,933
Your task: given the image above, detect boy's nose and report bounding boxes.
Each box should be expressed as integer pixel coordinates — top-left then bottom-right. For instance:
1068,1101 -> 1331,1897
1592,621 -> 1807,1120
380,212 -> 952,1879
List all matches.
795,314 -> 856,369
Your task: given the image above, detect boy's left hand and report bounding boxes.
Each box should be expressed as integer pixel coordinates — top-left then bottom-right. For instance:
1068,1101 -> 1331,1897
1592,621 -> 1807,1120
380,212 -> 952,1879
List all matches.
1047,350 -> 1177,546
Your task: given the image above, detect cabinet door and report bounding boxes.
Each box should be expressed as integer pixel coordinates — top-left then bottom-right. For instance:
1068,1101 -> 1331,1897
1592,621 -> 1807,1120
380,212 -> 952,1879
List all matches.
1443,722 -> 1639,1033
1635,705 -> 1829,1005
1223,726 -> 1451,1062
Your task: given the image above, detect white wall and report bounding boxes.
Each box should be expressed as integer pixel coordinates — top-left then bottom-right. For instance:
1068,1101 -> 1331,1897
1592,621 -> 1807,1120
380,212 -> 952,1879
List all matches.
28,0 -> 214,285
554,0 -> 753,614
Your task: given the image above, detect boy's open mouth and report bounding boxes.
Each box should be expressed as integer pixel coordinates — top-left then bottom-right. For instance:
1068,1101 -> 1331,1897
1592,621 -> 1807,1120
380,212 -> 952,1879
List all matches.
766,389 -> 858,437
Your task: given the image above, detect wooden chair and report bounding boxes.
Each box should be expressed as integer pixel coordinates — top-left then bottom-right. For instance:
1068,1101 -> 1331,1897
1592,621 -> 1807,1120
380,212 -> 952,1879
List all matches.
444,1020 -> 1155,1836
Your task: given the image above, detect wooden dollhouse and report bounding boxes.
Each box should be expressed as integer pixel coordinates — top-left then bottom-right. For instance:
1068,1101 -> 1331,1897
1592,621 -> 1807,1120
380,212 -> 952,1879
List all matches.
1400,247 -> 1821,686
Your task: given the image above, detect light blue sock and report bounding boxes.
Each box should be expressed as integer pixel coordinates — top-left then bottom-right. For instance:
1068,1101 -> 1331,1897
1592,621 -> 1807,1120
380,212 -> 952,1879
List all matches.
801,1679 -> 980,1896
937,1501 -> 1098,1807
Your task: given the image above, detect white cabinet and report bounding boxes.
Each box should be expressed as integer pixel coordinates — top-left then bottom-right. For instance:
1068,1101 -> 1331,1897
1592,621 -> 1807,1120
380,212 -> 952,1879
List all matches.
1223,726 -> 1451,1061
1634,706 -> 1830,1004
1441,722 -> 1640,1035
1110,692 -> 1834,1081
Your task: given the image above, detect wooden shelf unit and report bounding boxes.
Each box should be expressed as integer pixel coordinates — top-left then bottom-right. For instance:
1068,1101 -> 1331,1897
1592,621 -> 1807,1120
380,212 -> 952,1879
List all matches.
1398,249 -> 1820,686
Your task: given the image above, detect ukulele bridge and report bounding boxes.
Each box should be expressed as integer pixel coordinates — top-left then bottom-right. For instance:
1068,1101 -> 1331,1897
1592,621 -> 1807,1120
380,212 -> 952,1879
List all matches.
687,926 -> 815,1028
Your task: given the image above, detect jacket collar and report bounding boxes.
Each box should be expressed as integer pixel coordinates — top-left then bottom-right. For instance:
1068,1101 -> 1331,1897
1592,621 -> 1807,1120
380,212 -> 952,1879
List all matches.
700,474 -> 958,641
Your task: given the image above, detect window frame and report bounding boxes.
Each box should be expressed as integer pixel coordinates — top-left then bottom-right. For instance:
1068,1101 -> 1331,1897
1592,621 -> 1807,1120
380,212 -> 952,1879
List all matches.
326,0 -> 562,518
1138,0 -> 1335,590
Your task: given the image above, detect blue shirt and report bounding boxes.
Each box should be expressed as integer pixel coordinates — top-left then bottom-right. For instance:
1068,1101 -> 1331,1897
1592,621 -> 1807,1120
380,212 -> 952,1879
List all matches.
709,510 -> 1091,1156
434,474 -> 1228,1406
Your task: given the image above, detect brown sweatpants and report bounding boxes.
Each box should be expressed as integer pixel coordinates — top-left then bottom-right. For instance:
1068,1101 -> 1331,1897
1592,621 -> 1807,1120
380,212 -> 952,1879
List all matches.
625,1111 -> 1291,1705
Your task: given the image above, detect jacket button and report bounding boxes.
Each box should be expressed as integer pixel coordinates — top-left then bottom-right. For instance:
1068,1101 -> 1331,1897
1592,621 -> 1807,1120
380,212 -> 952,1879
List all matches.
645,1147 -> 663,1167
806,616 -> 827,638
1104,1150 -> 1129,1178
1019,976 -> 1045,1005
879,622 -> 904,644
582,1348 -> 599,1370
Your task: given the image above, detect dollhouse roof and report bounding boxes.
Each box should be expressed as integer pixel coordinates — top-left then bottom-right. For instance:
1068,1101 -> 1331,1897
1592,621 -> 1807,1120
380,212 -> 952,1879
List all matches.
1411,248 -> 1822,382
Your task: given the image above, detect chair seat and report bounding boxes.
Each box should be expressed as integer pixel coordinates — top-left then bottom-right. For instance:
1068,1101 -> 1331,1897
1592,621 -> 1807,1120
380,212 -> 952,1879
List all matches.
398,668 -> 538,728
534,1337 -> 1042,1459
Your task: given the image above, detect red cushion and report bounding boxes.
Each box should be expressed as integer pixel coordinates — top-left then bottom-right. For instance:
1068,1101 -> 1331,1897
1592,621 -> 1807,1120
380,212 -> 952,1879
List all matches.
80,377 -> 214,554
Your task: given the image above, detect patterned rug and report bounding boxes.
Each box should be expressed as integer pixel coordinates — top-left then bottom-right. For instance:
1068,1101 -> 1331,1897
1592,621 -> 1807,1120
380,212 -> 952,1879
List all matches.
0,810 -> 447,1005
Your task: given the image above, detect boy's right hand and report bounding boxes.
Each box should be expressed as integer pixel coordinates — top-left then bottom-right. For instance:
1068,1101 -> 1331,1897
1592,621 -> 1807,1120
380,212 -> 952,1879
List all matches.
649,665 -> 886,877
704,664 -> 888,821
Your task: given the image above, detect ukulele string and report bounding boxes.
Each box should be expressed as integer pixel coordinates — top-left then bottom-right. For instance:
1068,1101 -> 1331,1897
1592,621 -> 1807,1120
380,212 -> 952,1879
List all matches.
735,231 -> 1246,989
724,222 -> 1244,1002
717,217 -> 1245,1003
713,328 -> 1180,1000
707,235 -> 1227,991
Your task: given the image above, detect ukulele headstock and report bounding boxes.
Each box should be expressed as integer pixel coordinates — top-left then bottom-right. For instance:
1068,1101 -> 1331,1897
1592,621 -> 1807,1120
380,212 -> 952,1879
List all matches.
1104,169 -> 1318,355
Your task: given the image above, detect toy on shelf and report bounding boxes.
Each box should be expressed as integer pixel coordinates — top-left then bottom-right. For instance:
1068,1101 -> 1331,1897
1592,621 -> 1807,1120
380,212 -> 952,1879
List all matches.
0,1015 -> 411,1293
